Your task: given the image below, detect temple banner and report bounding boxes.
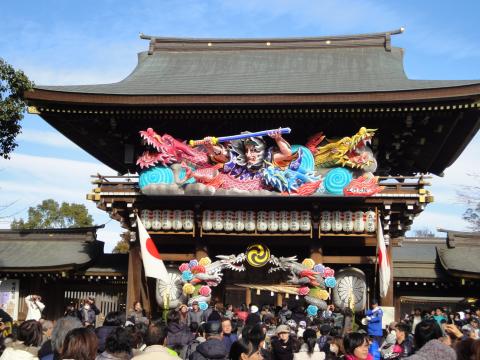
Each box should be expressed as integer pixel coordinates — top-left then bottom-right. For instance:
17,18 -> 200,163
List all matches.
137,127 -> 384,197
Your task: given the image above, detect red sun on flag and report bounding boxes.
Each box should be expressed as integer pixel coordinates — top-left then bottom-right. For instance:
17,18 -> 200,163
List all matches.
146,237 -> 161,259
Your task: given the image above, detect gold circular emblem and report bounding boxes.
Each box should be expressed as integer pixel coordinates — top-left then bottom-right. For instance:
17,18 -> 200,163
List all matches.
246,244 -> 270,267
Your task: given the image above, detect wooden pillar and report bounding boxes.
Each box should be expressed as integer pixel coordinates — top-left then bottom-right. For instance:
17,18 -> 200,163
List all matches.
245,288 -> 251,306
127,245 -> 142,314
310,244 -> 323,264
276,293 -> 283,307
380,245 -> 394,306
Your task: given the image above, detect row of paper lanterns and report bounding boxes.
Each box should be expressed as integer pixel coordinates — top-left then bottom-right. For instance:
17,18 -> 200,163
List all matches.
140,209 -> 377,233
320,210 -> 376,233
140,210 -> 194,231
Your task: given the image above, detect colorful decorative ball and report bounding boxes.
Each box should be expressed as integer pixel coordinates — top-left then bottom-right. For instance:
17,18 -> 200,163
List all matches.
199,257 -> 212,266
199,286 -> 212,297
302,258 -> 315,269
191,265 -> 206,274
325,276 -> 337,288
298,287 -> 310,296
313,264 -> 325,274
324,168 -> 353,195
139,166 -> 174,189
179,263 -> 190,272
306,305 -> 319,316
323,267 -> 335,278
198,301 -> 208,311
182,283 -> 195,295
189,259 -> 199,268
181,270 -> 193,282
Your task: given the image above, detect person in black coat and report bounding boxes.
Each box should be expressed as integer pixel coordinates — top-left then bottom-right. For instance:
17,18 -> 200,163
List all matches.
246,305 -> 261,327
190,321 -> 228,360
166,309 -> 194,355
271,325 -> 296,360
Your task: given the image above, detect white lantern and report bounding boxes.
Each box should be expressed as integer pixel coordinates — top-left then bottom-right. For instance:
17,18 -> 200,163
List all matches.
234,211 -> 245,232
141,209 -> 152,230
202,210 -> 213,231
353,211 -> 365,232
245,211 -> 256,232
320,211 -> 332,232
161,210 -> 173,230
257,211 -> 268,232
267,211 -> 279,232
365,210 -> 376,233
332,211 -> 343,232
278,211 -> 289,232
183,210 -> 194,231
224,211 -> 234,232
300,211 -> 311,232
213,210 -> 224,231
342,211 -> 354,233
289,211 -> 300,232
172,210 -> 183,231
152,210 -> 162,230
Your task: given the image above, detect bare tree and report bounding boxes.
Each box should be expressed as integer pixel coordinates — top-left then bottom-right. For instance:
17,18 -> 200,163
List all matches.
413,227 -> 435,238
457,173 -> 480,231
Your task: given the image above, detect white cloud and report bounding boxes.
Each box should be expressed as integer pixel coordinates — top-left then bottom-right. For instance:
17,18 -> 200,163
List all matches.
17,129 -> 79,149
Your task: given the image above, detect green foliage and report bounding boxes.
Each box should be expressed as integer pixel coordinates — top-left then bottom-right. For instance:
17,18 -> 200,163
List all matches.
10,199 -> 94,229
112,233 -> 130,254
0,58 -> 34,159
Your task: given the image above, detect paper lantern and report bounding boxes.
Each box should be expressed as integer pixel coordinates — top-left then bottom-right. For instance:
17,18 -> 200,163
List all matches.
245,211 -> 256,232
300,211 -> 311,232
353,211 -> 365,232
365,210 -> 376,233
234,210 -> 245,232
202,210 -> 213,231
183,210 -> 194,231
342,211 -> 354,233
172,210 -> 183,230
257,211 -> 268,232
223,211 -> 234,232
267,211 -> 279,232
161,210 -> 172,230
331,211 -> 343,232
278,211 -> 289,232
320,211 -> 332,232
289,211 -> 300,232
152,210 -> 162,230
213,210 -> 224,231
141,209 -> 152,230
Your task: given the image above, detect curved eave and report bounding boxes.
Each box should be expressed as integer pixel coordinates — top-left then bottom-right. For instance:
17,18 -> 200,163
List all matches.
25,83 -> 480,106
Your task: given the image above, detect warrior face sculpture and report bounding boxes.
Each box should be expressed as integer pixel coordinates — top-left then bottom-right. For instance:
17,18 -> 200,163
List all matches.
230,135 -> 267,171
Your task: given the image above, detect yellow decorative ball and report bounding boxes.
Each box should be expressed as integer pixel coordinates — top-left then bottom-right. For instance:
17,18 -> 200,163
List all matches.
302,258 -> 315,269
199,257 -> 212,266
182,283 -> 195,295
309,287 -> 330,300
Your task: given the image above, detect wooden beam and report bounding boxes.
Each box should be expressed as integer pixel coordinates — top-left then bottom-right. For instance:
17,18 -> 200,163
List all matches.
160,253 -> 195,261
322,256 -> 376,264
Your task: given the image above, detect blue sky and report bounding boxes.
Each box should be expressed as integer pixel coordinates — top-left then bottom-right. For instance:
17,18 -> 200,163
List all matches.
1,0 -> 479,251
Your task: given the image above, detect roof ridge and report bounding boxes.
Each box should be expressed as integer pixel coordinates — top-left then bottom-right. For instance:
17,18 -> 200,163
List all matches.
140,28 -> 405,54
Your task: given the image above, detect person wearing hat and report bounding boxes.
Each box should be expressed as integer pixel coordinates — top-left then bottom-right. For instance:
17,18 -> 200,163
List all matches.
365,299 -> 383,347
190,321 -> 229,360
246,304 -> 261,327
188,301 -> 205,325
272,324 -> 295,360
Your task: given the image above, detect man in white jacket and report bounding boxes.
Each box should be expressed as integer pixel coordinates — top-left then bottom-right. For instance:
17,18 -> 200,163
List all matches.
25,295 -> 45,321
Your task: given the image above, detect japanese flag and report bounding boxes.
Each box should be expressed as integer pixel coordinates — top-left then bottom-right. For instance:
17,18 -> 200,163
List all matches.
137,215 -> 169,281
377,216 -> 391,298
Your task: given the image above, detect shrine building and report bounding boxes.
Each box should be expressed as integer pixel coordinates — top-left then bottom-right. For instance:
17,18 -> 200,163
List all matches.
24,29 -> 480,319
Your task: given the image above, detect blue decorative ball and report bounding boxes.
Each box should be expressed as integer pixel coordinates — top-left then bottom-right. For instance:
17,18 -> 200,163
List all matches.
324,168 -> 353,195
307,305 -> 319,316
181,270 -> 193,282
199,301 -> 208,311
189,260 -> 199,268
313,264 -> 325,274
325,276 -> 337,288
139,166 -> 174,189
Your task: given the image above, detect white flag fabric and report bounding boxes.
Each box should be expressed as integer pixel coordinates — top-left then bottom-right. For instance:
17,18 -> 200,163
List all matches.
377,217 -> 391,298
137,215 -> 169,281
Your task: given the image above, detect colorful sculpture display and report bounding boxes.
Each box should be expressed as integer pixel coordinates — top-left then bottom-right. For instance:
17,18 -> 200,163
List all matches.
137,127 -> 383,196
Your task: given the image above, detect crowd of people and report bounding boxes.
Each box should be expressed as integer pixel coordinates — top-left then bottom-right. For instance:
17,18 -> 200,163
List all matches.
0,295 -> 479,360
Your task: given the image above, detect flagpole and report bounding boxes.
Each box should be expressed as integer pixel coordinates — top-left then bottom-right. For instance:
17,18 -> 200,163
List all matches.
373,208 -> 379,301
